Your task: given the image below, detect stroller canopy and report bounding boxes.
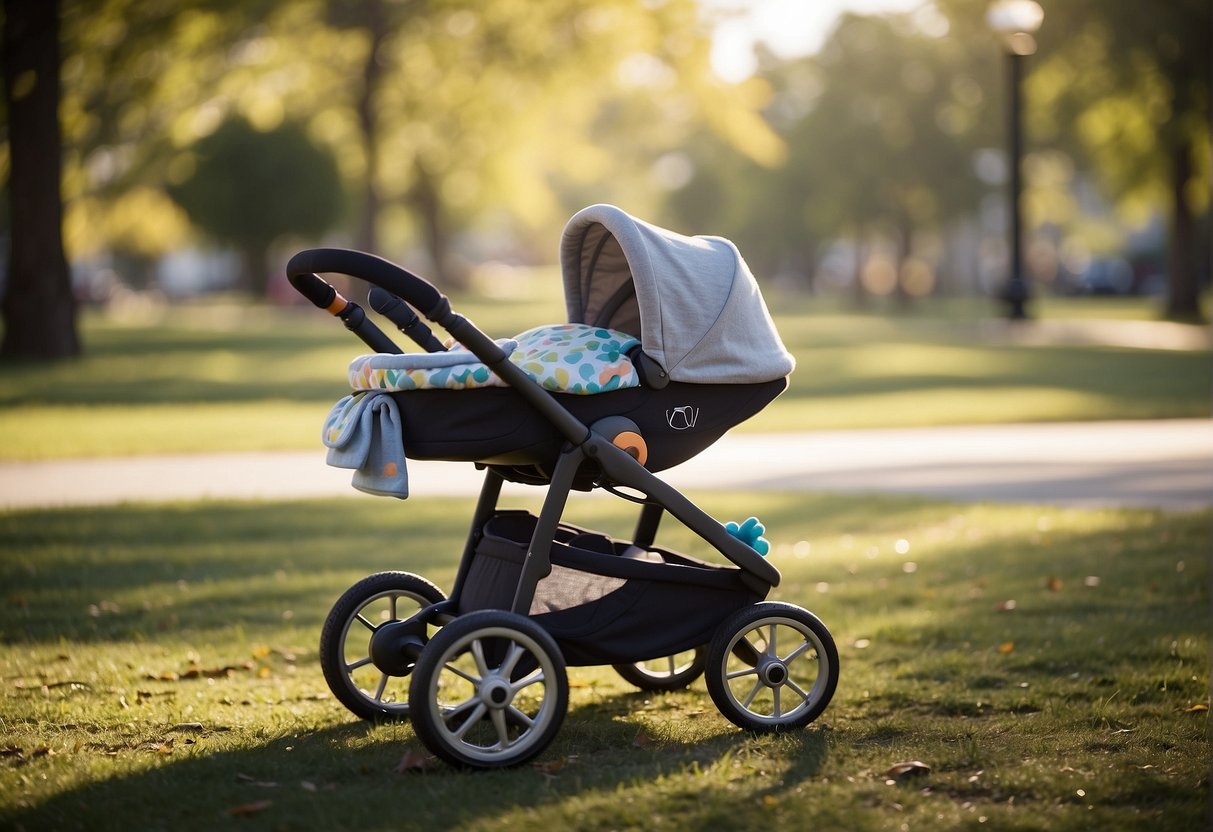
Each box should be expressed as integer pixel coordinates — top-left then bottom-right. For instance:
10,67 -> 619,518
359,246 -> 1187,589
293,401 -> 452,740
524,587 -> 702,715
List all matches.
560,204 -> 794,385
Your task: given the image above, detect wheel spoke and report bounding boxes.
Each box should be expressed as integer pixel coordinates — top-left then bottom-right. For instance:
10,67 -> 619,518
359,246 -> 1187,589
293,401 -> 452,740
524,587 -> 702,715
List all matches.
783,639 -> 814,664
665,655 -> 677,676
785,679 -> 811,704
726,666 -> 759,681
450,703 -> 487,740
443,693 -> 481,721
490,708 -> 512,749
772,684 -> 782,718
511,670 -> 545,695
345,656 -> 373,673
741,678 -> 764,709
389,594 -> 398,621
355,613 -> 376,632
768,624 -> 778,657
507,705 -> 534,729
499,642 -> 526,678
444,662 -> 481,685
373,673 -> 389,702
470,639 -> 490,678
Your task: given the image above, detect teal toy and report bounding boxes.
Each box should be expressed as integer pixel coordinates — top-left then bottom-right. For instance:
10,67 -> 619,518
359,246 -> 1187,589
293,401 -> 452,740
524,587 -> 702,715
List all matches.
724,516 -> 770,557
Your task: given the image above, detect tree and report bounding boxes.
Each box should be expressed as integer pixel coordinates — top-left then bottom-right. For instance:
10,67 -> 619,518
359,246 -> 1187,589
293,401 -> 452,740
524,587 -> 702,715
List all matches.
167,115 -> 344,296
321,0 -> 783,286
667,14 -> 991,303
2,0 -> 80,359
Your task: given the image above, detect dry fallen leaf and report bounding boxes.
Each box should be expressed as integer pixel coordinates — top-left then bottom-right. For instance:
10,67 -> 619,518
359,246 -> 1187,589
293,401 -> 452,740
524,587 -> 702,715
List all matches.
226,800 -> 273,817
169,722 -> 204,732
1045,576 -> 1063,592
998,642 -> 1015,654
995,600 -> 1017,612
235,772 -> 280,788
1183,703 -> 1209,713
394,749 -> 435,773
883,760 -> 931,781
533,755 -> 578,775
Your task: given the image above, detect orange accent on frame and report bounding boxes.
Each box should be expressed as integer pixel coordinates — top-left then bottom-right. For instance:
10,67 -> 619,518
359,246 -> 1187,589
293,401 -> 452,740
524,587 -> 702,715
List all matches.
613,431 -> 648,466
326,292 -> 348,315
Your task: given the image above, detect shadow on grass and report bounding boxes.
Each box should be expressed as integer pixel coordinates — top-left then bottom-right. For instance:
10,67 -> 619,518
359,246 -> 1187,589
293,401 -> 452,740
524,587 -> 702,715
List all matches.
3,703 -> 831,831
2,496 -> 1208,829
0,499 -> 466,645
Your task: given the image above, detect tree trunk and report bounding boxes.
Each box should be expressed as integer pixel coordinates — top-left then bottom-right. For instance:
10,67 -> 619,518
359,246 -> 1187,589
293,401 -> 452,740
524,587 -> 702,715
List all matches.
894,213 -> 913,311
240,243 -> 271,298
1163,136 -> 1203,322
850,224 -> 869,308
410,164 -> 467,289
354,0 -> 388,255
1,0 -> 80,360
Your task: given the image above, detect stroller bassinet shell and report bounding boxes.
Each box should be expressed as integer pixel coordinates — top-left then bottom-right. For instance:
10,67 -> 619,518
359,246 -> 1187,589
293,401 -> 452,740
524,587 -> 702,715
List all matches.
561,204 -> 794,384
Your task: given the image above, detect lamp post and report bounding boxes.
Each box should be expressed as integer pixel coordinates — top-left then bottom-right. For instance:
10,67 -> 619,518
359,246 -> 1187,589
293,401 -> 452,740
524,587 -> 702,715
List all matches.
986,0 -> 1043,320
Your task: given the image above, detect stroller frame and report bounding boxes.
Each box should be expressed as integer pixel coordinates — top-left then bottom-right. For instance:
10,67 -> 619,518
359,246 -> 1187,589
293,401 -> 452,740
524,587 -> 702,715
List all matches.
288,247 -> 838,769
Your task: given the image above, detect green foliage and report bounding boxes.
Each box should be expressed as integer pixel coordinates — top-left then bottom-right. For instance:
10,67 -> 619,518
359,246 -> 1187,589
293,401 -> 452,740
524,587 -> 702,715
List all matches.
168,115 -> 344,255
667,11 -> 995,296
0,495 -> 1207,829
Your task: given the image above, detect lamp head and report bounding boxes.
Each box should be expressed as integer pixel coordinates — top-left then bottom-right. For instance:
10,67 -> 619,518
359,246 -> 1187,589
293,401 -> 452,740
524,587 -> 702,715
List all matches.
987,0 -> 1044,55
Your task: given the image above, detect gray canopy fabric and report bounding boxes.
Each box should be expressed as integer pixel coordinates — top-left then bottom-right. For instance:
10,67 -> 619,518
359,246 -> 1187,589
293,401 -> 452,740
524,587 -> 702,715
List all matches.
560,204 -> 795,384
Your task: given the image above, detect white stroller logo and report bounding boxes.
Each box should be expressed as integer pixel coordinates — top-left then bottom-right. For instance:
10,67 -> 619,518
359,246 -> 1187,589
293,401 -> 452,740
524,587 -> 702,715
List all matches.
666,406 -> 699,430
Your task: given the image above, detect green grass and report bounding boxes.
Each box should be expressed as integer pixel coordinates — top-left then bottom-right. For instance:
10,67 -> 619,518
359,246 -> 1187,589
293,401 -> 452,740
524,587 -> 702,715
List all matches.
0,294 -> 1209,459
1,493 -> 1208,830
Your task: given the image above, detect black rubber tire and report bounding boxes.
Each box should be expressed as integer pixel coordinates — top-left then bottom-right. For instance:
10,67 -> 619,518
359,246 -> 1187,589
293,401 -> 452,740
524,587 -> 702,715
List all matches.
705,602 -> 838,733
409,610 -> 568,769
319,571 -> 446,721
612,647 -> 707,691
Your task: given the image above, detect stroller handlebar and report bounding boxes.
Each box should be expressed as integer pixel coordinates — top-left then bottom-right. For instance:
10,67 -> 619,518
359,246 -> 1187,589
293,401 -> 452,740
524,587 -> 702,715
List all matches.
287,248 -> 447,321
287,247 -> 594,445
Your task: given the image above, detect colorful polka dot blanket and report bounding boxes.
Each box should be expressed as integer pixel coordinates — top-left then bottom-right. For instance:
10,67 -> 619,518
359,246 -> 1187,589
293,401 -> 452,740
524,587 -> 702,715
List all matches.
348,324 -> 641,396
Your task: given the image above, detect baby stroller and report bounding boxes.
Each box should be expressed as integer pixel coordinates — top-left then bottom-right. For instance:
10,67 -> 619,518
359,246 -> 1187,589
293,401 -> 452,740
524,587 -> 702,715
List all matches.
288,204 -> 839,769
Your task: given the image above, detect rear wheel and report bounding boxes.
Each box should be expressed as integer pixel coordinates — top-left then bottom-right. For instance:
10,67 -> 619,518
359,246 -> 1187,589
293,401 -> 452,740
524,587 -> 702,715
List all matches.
409,610 -> 568,769
319,571 -> 446,721
705,602 -> 838,733
613,647 -> 706,691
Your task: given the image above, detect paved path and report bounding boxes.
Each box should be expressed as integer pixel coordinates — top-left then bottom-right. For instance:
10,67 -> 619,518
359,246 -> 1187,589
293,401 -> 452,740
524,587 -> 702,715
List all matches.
1,420 -> 1208,511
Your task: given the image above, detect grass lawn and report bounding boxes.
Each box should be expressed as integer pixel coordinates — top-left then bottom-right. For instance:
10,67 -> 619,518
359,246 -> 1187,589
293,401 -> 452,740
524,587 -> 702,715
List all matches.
0,293 -> 1208,460
1,492 -> 1208,830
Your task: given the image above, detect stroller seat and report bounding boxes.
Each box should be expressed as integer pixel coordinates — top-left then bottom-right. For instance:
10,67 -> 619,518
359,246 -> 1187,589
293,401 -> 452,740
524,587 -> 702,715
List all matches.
349,323 -> 642,396
325,204 -> 796,488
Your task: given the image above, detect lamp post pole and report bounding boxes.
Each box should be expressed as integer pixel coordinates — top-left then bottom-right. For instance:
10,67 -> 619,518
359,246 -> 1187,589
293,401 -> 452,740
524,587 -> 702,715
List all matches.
986,0 -> 1043,321
1004,46 -> 1028,319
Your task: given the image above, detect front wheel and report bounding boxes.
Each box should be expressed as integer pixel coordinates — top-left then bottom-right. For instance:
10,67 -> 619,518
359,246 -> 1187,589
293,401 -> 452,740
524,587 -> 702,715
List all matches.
705,602 -> 838,733
409,610 -> 568,769
319,571 -> 446,721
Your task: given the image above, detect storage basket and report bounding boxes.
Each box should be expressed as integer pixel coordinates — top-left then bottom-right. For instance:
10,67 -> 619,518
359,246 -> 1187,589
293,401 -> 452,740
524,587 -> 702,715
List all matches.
458,511 -> 763,665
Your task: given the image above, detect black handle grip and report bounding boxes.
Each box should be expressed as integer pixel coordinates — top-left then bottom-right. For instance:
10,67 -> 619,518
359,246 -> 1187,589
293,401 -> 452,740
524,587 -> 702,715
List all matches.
288,271 -> 338,310
287,269 -> 401,354
287,248 -> 448,322
368,288 -> 447,353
